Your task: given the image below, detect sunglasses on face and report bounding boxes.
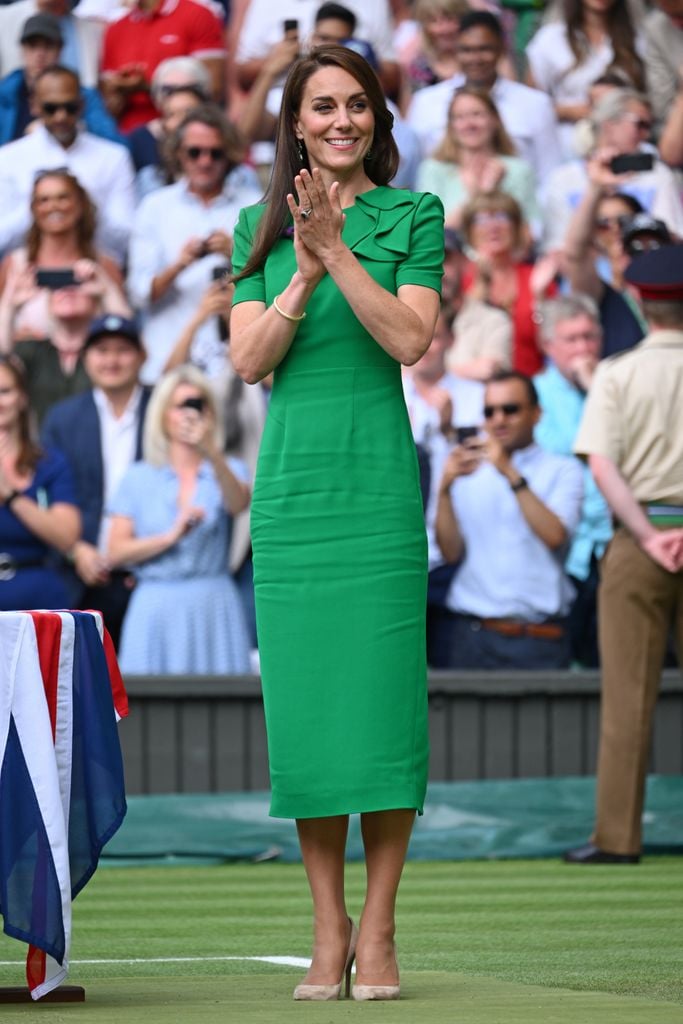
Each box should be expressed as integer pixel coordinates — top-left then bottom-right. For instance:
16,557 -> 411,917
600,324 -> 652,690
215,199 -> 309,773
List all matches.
620,114 -> 652,132
483,402 -> 525,418
41,101 -> 80,116
596,215 -> 629,230
182,146 -> 225,162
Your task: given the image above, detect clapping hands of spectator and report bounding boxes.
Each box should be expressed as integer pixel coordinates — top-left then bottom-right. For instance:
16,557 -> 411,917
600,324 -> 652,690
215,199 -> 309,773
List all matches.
109,63 -> 148,95
262,35 -> 300,81
204,230 -> 233,259
460,155 -> 506,199
168,505 -> 205,544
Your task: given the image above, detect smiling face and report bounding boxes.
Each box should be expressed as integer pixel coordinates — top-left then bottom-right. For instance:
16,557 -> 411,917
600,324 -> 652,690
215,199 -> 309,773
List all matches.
600,99 -> 652,154
84,337 -> 144,394
178,122 -> 228,197
422,10 -> 461,54
293,65 -> 375,179
456,25 -> 501,88
32,173 -> 82,236
449,92 -> 496,149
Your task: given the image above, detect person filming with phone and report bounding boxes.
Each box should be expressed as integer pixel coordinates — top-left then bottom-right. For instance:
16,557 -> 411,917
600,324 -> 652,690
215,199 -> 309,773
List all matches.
542,87 -> 683,251
107,365 -> 252,675
435,371 -> 583,669
127,105 -> 260,385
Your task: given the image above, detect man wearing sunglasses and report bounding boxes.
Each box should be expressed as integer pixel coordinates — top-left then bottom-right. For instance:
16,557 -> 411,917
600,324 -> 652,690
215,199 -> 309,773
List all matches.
435,371 -> 583,669
127,105 -> 261,384
0,64 -> 134,263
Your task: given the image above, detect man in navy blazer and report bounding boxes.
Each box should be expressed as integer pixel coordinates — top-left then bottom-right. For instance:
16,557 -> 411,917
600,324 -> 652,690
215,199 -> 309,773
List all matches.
42,315 -> 150,647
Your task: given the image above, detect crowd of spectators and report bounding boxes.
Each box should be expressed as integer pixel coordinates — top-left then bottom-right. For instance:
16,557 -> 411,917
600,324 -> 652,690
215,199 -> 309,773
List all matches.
0,0 -> 681,674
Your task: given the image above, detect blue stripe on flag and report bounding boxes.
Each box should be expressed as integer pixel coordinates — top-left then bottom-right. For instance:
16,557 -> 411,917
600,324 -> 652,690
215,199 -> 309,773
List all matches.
0,717 -> 65,963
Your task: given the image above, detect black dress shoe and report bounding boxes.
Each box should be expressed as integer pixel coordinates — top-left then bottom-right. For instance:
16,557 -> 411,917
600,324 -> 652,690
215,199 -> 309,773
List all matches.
564,842 -> 640,864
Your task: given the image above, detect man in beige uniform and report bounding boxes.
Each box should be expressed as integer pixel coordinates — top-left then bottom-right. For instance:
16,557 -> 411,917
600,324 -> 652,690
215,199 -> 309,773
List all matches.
564,244 -> 683,864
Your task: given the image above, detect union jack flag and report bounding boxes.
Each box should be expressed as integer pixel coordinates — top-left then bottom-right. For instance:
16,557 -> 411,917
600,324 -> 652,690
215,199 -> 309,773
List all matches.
0,610 -> 128,999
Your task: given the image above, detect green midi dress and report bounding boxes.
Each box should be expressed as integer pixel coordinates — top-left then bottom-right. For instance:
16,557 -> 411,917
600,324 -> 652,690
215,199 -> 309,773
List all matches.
232,187 -> 444,819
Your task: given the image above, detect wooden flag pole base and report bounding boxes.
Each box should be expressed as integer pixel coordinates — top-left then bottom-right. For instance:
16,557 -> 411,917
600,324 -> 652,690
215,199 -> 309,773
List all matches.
0,985 -> 85,1003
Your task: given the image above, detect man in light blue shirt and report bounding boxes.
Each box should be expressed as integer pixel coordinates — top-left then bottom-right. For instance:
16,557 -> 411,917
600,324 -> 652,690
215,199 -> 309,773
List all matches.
436,371 -> 584,669
534,295 -> 613,666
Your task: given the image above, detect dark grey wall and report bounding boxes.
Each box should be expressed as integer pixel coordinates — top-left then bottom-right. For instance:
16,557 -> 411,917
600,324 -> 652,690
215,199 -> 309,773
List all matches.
118,672 -> 683,795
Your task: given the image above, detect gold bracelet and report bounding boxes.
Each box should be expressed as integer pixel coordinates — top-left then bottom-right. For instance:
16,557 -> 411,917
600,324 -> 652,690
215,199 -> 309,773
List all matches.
272,294 -> 306,322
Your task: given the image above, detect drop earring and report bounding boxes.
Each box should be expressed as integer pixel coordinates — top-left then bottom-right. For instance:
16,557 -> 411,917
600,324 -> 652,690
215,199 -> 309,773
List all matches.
297,139 -> 304,161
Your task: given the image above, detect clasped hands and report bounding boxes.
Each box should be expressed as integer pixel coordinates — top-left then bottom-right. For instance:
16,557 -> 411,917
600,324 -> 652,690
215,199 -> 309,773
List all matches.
286,168 -> 346,283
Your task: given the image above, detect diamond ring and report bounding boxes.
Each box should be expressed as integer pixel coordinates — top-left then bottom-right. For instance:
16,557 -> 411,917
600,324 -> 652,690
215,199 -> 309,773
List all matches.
300,208 -> 312,220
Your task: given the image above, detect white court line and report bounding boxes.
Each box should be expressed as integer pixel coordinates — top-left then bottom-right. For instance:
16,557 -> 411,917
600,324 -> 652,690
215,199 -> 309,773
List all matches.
0,955 -> 311,968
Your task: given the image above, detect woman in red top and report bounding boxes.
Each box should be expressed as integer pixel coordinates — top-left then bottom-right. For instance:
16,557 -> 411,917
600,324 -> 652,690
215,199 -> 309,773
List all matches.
459,191 -> 559,376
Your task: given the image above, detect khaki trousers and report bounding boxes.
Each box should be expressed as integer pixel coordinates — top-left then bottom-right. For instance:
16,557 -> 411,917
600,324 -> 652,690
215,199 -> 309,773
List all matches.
594,528 -> 683,854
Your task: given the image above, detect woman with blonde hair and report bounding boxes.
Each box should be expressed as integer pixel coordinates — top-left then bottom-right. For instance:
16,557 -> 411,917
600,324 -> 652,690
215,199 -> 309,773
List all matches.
417,85 -> 540,236
107,365 -> 251,675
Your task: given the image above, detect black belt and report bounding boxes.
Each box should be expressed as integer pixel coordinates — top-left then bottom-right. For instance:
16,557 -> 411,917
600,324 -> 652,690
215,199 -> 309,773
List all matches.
0,553 -> 49,581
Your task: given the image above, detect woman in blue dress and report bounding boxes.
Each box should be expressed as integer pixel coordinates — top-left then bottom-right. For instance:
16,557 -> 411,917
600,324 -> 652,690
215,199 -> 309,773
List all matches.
0,354 -> 80,610
107,365 -> 252,675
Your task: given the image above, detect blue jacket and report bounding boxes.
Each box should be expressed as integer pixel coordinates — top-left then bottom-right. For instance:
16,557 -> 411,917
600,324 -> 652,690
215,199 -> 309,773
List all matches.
0,70 -> 124,147
41,387 -> 151,545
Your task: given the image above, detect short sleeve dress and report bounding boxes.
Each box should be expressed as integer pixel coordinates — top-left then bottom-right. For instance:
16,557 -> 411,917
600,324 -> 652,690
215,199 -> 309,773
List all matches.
232,186 -> 444,819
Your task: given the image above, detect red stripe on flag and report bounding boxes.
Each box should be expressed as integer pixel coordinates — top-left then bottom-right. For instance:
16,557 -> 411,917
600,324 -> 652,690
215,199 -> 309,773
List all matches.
28,612 -> 62,740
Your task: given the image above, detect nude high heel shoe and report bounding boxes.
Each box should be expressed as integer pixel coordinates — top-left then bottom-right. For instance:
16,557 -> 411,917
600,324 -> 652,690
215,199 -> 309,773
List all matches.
293,919 -> 358,1001
352,943 -> 400,1000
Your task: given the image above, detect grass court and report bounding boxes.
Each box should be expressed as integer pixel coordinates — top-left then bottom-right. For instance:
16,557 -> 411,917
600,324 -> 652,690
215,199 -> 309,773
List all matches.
1,857 -> 682,1022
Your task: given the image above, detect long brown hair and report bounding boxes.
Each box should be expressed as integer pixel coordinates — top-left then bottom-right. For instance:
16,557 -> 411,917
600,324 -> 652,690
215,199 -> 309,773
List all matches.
563,0 -> 645,92
235,45 -> 399,282
27,170 -> 97,264
0,355 -> 42,475
432,85 -> 517,162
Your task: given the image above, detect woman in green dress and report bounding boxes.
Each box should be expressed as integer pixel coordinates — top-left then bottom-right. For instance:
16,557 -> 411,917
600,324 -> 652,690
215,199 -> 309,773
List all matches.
230,46 -> 443,1002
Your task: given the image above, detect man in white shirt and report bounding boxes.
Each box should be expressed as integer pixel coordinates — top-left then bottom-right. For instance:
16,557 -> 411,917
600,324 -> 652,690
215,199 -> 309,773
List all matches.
41,315 -> 150,647
435,370 -> 584,669
0,64 -> 135,263
127,104 -> 261,384
407,11 -> 563,186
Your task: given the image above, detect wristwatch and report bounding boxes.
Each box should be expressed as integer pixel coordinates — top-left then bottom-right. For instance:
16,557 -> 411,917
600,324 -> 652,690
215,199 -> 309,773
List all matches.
510,476 -> 528,493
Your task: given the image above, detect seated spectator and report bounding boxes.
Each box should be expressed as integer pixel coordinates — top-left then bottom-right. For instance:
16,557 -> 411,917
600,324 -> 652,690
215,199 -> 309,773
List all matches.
0,169 -> 130,349
435,370 -> 584,669
403,305 -> 485,666
0,352 -> 80,610
234,0 -> 400,99
440,227 -> 513,381
8,283 -> 101,423
41,315 -> 150,648
0,65 -> 135,265
398,0 -> 469,94
525,0 -> 645,160
126,55 -> 210,176
0,0 -> 104,88
107,365 -> 252,675
99,0 -> 226,134
407,11 -> 563,186
417,84 -> 540,238
643,0 -> 683,134
459,191 -> 559,376
128,105 -> 261,384
534,295 -> 613,666
0,13 -> 121,146
561,150 -> 662,356
542,88 -> 683,251
133,84 -> 206,199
